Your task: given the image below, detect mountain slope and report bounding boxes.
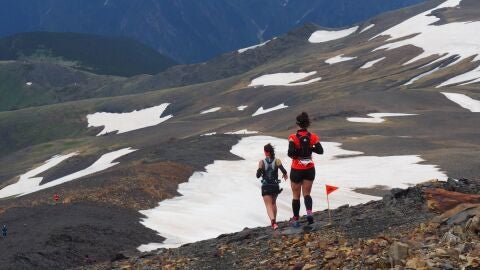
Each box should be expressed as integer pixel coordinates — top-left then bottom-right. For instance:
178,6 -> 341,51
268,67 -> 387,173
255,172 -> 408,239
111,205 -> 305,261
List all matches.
0,0 -> 426,63
0,24 -> 315,112
0,61 -> 127,111
0,32 -> 176,76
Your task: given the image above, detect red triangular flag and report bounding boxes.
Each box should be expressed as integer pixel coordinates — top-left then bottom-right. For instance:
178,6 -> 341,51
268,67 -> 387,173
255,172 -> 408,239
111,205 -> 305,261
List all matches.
326,184 -> 338,195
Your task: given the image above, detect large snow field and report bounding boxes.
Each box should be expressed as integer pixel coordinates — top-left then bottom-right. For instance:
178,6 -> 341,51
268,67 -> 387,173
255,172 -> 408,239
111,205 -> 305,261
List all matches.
87,104 -> 173,136
373,0 -> 480,87
347,113 -> 417,123
308,26 -> 358,43
441,92 -> 480,112
138,136 -> 446,250
249,72 -> 321,87
0,148 -> 136,198
325,54 -> 357,64
252,103 -> 289,116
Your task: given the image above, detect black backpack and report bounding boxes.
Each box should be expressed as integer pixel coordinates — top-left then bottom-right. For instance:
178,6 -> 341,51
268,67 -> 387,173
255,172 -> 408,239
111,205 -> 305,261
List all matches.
262,158 -> 277,183
296,132 -> 312,159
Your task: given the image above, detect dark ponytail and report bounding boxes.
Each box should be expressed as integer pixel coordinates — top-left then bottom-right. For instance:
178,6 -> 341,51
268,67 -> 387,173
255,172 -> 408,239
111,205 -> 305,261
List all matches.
296,112 -> 310,129
264,143 -> 275,159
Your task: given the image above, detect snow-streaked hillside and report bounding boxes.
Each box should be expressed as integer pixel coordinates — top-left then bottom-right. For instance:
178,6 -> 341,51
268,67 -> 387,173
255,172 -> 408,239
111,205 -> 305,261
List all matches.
0,1 -> 479,267
373,0 -> 480,87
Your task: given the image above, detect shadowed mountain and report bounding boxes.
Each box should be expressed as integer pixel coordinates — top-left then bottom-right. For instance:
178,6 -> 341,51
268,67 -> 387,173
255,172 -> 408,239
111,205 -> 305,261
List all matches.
0,0 -> 427,63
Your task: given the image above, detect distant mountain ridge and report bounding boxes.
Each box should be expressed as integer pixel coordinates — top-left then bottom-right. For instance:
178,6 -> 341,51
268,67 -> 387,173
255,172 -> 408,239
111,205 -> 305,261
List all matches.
0,32 -> 176,76
0,0 -> 426,63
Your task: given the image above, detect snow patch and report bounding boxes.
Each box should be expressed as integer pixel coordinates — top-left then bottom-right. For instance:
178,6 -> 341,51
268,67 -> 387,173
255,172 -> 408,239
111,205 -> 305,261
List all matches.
237,105 -> 248,111
405,66 -> 442,85
347,113 -> 417,123
200,107 -> 221,114
360,57 -> 386,69
360,24 -> 375,33
308,26 -> 358,43
87,104 -> 172,136
0,148 -> 136,198
249,72 -> 321,87
224,130 -> 259,135
0,153 -> 77,198
252,103 -> 288,116
325,54 -> 357,64
138,136 -> 446,250
441,92 -> 480,112
373,0 -> 480,86
437,65 -> 480,87
201,132 -> 217,136
238,38 -> 276,54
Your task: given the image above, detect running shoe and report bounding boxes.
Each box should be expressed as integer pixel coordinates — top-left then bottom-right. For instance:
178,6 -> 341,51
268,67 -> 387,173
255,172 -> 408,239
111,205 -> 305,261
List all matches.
272,223 -> 279,230
290,217 -> 300,228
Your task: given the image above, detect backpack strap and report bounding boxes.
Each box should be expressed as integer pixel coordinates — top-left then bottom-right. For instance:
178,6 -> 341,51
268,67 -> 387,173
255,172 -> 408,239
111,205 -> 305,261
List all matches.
263,158 -> 275,171
296,131 -> 311,140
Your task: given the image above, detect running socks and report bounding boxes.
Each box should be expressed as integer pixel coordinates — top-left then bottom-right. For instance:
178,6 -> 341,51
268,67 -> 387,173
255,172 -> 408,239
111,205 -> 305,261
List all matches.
304,195 -> 314,224
292,199 -> 300,219
271,219 -> 276,226
304,195 -> 312,212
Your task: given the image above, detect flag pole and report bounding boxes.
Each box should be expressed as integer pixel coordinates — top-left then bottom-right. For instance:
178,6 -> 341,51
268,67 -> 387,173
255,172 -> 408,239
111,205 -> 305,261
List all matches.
327,193 -> 332,224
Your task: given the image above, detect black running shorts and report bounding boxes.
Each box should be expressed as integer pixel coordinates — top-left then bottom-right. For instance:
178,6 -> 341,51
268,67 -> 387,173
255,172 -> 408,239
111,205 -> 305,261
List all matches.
290,168 -> 315,183
261,184 -> 282,197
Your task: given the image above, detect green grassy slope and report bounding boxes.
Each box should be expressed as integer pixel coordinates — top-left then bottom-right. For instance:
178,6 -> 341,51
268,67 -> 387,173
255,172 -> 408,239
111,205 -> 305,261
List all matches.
0,32 -> 176,77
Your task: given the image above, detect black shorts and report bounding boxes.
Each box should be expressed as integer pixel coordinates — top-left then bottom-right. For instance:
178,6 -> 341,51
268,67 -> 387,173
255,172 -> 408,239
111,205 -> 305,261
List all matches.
290,168 -> 315,183
261,184 -> 282,197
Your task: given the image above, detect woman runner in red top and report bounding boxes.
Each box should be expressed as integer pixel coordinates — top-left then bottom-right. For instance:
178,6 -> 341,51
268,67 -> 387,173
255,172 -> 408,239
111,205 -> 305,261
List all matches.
287,112 -> 323,226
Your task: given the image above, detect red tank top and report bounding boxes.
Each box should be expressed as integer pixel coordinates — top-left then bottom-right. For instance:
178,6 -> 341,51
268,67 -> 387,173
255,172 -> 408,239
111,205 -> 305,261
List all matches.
288,130 -> 320,170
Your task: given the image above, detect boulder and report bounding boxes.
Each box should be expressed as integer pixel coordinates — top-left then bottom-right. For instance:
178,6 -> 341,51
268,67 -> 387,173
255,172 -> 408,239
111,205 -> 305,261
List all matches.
465,215 -> 480,234
431,203 -> 480,225
389,241 -> 409,267
441,231 -> 461,246
405,257 -> 427,269
424,188 -> 480,213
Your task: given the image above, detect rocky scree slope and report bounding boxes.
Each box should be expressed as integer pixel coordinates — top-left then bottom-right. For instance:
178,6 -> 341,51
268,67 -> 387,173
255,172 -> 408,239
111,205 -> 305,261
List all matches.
80,178 -> 480,269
